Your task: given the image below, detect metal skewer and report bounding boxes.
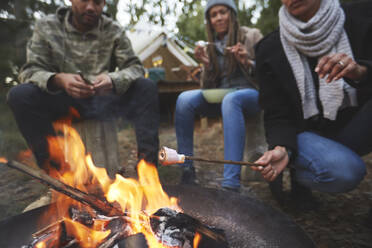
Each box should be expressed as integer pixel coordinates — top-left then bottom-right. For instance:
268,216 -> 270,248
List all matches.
195,40 -> 216,47
159,146 -> 259,167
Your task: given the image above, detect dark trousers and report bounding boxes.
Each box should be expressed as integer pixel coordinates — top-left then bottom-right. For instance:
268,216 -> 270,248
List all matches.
7,78 -> 160,170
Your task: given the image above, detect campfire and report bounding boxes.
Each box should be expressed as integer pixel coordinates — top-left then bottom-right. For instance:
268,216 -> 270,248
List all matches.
0,119 -> 227,248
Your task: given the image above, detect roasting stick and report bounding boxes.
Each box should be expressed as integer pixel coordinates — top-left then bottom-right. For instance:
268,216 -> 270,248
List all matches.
1,159 -> 123,216
1,159 -> 225,242
159,146 -> 260,167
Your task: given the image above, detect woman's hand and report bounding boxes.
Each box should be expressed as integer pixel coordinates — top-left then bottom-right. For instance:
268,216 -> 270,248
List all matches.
316,53 -> 368,83
194,45 -> 210,67
252,146 -> 290,182
226,42 -> 253,68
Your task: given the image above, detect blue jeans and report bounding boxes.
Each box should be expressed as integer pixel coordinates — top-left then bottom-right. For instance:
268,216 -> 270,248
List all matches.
294,132 -> 366,193
175,89 -> 260,189
293,98 -> 372,193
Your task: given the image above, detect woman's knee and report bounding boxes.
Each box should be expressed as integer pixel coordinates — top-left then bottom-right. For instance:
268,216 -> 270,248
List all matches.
176,90 -> 200,112
311,153 -> 366,193
222,89 -> 259,115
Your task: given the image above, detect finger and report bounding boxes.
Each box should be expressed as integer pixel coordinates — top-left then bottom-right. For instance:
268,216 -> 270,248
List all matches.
70,86 -> 92,98
93,81 -> 108,91
317,54 -> 343,78
268,169 -> 277,182
334,59 -> 355,81
316,55 -> 331,75
255,152 -> 272,166
319,54 -> 346,79
72,84 -> 95,95
74,74 -> 85,82
263,169 -> 275,181
261,164 -> 272,175
326,56 -> 350,82
75,81 -> 94,91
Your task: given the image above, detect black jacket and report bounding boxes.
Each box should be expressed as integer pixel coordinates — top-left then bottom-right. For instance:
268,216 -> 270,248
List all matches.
255,0 -> 372,156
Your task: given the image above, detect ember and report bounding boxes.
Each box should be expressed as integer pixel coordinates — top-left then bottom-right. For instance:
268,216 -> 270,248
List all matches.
9,121 -> 227,248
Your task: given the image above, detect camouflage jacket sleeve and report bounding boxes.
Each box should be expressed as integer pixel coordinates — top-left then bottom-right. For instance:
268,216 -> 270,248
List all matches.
18,20 -> 57,92
108,30 -> 145,95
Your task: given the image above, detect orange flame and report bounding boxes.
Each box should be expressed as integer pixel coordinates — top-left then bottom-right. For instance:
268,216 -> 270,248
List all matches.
35,242 -> 46,248
0,157 -> 7,163
37,120 -> 181,247
64,218 -> 111,248
193,232 -> 202,248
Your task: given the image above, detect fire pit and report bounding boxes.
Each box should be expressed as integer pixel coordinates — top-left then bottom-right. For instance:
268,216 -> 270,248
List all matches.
0,184 -> 315,247
0,120 -> 315,248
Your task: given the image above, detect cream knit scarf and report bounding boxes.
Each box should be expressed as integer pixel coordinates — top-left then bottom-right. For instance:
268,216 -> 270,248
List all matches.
279,0 -> 357,120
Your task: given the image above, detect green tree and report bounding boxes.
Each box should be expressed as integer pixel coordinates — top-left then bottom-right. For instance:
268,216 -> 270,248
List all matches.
105,0 -> 119,20
176,2 -> 206,44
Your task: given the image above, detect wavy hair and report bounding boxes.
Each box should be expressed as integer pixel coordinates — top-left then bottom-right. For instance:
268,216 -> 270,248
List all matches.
204,8 -> 240,88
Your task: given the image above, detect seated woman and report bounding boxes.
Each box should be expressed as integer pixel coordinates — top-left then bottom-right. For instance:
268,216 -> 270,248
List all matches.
175,0 -> 263,191
254,0 -> 372,197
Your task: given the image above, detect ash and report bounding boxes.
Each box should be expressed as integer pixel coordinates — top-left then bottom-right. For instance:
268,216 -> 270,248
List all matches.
150,208 -> 195,248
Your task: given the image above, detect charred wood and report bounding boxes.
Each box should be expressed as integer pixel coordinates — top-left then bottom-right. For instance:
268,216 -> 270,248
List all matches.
116,233 -> 149,248
3,160 -> 123,216
150,208 -> 228,248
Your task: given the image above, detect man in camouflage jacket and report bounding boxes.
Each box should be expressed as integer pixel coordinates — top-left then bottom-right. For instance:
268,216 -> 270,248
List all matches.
7,0 -> 159,170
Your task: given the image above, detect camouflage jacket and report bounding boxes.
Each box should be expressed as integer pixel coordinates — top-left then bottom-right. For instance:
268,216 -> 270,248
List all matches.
19,7 -> 145,95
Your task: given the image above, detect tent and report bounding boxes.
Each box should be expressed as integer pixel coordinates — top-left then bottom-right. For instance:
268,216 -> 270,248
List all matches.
127,23 -> 200,92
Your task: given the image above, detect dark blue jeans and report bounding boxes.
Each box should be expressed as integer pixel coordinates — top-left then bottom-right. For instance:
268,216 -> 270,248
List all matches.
293,99 -> 372,193
7,78 -> 160,170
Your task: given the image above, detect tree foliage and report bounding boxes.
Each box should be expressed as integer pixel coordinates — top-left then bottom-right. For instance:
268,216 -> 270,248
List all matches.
0,0 -> 365,84
176,1 -> 206,44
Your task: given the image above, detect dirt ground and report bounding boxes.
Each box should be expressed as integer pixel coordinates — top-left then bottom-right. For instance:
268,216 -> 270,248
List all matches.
0,121 -> 371,247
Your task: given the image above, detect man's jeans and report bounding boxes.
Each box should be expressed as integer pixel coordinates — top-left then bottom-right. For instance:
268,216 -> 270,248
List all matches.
294,98 -> 372,193
175,89 -> 260,189
7,78 -> 160,170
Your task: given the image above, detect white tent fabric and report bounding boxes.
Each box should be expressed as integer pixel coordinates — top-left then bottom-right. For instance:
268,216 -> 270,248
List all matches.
127,23 -> 198,67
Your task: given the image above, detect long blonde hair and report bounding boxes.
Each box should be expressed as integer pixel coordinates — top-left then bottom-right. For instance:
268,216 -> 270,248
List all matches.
204,8 -> 240,88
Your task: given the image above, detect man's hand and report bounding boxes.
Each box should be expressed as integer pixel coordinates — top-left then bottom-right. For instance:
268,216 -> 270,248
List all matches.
316,53 -> 368,83
194,45 -> 210,67
252,146 -> 290,182
50,73 -> 95,99
92,74 -> 113,95
225,42 -> 253,68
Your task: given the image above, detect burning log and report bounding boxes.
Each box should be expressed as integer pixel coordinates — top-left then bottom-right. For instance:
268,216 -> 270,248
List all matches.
27,220 -> 76,248
27,214 -> 133,248
3,159 -> 228,247
115,233 -> 149,248
1,160 -> 122,216
150,208 -> 228,248
159,146 -> 259,167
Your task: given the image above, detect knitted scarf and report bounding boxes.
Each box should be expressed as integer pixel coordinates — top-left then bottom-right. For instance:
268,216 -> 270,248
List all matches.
279,0 -> 357,120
